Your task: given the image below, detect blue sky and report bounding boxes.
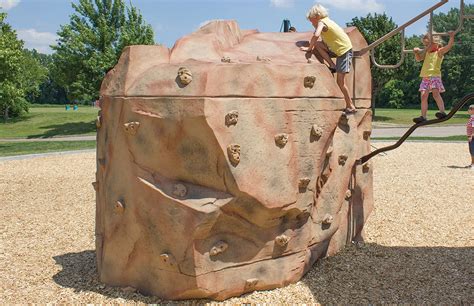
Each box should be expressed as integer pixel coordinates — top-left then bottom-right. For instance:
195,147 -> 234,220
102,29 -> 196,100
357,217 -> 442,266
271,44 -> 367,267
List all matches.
0,0 -> 468,54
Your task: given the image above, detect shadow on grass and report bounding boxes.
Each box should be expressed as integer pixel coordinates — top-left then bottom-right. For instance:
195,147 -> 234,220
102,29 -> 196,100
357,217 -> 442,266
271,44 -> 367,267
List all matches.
27,120 -> 96,138
53,244 -> 473,304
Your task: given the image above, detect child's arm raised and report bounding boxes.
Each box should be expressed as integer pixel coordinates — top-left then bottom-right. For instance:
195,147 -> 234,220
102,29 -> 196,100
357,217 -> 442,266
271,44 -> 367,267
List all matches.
439,32 -> 456,56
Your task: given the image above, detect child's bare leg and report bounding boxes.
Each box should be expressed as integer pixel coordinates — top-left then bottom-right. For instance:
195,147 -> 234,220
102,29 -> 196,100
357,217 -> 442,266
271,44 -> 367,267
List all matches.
431,89 -> 446,113
337,72 -> 355,110
314,41 -> 336,69
421,90 -> 429,118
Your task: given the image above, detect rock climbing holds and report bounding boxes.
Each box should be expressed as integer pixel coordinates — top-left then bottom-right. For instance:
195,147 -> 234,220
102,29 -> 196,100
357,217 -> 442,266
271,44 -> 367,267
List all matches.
274,133 -> 289,148
225,110 -> 239,127
304,76 -> 316,89
123,122 -> 140,135
177,67 -> 193,85
227,144 -> 241,167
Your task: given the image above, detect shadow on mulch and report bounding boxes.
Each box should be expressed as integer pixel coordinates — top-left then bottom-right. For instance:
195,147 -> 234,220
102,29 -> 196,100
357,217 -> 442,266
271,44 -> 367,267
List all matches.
301,243 -> 474,304
52,250 -> 167,303
53,244 -> 474,304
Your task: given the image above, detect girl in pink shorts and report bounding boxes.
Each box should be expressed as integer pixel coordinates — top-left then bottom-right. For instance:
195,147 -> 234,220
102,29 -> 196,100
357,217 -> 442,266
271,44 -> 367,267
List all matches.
412,32 -> 456,124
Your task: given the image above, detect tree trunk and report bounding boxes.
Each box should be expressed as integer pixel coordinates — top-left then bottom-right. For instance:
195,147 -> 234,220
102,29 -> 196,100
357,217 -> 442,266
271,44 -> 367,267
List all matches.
3,106 -> 9,123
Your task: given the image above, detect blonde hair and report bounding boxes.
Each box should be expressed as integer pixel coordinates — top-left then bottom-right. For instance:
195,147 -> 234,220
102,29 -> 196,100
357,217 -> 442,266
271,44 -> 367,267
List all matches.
469,104 -> 474,110
306,4 -> 329,20
423,33 -> 443,46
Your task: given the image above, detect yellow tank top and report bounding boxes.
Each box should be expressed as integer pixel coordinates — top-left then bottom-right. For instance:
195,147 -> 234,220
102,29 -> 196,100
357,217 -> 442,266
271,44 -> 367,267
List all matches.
420,51 -> 443,78
320,17 -> 352,57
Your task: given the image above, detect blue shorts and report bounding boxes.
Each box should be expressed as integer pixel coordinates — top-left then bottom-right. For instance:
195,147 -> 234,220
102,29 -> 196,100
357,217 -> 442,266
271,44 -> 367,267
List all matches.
469,139 -> 474,156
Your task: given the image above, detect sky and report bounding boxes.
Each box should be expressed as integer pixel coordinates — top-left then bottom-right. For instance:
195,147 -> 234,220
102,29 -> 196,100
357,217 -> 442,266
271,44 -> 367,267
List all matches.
0,0 -> 469,54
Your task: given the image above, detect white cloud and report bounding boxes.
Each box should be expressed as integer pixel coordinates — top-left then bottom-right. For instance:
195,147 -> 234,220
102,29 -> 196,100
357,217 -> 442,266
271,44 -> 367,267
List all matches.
0,0 -> 20,10
270,0 -> 295,9
319,0 -> 384,13
17,29 -> 58,54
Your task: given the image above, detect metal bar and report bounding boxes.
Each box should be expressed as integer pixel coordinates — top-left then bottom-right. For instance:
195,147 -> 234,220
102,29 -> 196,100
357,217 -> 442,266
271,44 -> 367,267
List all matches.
370,30 -> 406,69
358,92 -> 474,164
357,0 -> 448,55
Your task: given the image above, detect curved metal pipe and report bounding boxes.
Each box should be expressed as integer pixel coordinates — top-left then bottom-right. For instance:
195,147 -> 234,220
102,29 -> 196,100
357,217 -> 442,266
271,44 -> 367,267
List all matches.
358,92 -> 474,164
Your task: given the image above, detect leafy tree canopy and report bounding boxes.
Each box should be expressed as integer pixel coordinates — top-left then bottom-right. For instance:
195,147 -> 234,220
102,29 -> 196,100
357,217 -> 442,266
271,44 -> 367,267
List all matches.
52,0 -> 155,103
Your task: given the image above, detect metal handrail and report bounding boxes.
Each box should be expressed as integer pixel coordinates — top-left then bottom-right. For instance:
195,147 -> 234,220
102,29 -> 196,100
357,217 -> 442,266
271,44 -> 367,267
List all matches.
355,0 -> 472,68
355,0 -> 449,57
358,92 -> 474,164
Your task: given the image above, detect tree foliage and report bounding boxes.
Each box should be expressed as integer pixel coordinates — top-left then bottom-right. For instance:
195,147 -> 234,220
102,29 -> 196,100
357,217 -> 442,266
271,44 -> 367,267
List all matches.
0,13 -> 47,120
51,0 -> 154,103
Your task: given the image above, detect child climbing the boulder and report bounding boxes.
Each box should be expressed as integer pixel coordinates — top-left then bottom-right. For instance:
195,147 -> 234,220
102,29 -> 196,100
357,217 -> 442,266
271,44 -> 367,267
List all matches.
467,104 -> 474,169
300,4 -> 357,114
412,31 -> 456,123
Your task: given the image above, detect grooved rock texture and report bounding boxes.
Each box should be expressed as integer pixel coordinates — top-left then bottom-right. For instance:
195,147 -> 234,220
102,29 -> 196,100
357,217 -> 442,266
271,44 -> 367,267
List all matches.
96,20 -> 373,301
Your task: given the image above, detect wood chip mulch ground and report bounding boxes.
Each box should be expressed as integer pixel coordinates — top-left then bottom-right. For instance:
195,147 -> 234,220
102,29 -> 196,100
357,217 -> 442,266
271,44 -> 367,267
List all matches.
1,142 -> 473,304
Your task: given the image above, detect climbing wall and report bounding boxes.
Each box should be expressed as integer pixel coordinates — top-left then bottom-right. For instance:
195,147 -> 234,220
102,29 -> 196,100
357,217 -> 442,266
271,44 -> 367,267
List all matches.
95,20 -> 373,300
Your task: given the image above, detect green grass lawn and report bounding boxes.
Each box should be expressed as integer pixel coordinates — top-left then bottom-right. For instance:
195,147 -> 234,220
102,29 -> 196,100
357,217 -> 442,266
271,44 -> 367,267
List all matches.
0,105 -> 98,139
0,141 -> 96,157
374,108 -> 470,125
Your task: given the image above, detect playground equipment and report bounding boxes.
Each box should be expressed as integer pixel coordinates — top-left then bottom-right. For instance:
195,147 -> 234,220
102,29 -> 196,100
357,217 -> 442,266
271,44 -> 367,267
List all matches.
356,0 -> 473,162
96,21 -> 373,300
355,0 -> 473,69
94,0 -> 471,300
360,92 -> 474,164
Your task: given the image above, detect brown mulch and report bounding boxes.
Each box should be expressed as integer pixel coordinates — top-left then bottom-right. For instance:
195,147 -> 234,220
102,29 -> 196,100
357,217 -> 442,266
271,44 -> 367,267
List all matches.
1,142 -> 473,304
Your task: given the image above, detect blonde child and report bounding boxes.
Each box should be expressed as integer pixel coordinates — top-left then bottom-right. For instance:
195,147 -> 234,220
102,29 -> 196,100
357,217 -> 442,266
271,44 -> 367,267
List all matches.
467,105 -> 474,169
412,32 -> 456,123
300,4 -> 356,114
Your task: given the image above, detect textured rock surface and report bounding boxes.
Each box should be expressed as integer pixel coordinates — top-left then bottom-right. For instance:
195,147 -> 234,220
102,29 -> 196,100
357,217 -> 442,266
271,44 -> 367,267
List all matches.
96,20 -> 373,300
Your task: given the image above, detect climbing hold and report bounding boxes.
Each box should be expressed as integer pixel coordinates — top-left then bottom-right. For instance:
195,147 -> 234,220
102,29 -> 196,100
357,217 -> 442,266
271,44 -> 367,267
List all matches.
210,241 -> 228,256
322,213 -> 333,225
304,76 -> 316,89
274,133 -> 289,148
115,201 -> 125,213
177,67 -> 193,85
225,110 -> 239,127
345,189 -> 352,200
362,163 -> 370,173
96,115 -> 102,128
123,121 -> 140,135
227,144 -> 241,167
338,155 -> 348,166
92,181 -> 98,191
275,234 -> 290,247
363,131 -> 372,140
172,183 -> 187,198
256,56 -> 271,62
311,125 -> 323,138
221,56 -> 231,63
245,278 -> 259,290
299,178 -> 311,190
159,253 -> 176,266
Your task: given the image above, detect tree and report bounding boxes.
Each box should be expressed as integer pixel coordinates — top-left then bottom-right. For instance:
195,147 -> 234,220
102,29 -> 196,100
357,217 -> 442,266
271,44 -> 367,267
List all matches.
26,50 -> 68,104
0,13 -> 46,120
52,0 -> 155,103
348,13 -> 402,110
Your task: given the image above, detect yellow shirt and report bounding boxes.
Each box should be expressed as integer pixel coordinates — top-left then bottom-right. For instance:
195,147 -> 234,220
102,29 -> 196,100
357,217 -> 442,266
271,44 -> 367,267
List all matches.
319,17 -> 352,57
420,51 -> 443,78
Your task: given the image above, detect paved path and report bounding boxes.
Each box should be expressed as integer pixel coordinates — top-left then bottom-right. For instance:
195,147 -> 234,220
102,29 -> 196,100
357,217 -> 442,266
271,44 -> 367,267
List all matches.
371,124 -> 465,138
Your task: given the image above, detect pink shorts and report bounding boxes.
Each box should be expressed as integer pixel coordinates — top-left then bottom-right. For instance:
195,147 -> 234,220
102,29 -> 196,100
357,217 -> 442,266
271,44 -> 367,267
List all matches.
419,77 -> 445,93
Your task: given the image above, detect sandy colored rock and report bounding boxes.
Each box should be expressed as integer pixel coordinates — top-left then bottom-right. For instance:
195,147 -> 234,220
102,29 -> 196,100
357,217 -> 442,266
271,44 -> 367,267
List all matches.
95,20 -> 374,300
